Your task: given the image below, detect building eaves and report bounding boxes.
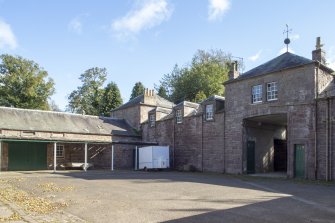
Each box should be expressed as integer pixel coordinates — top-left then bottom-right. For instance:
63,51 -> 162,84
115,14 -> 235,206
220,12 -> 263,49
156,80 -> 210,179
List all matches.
174,101 -> 199,109
0,107 -> 139,137
224,52 -> 326,84
112,94 -> 175,112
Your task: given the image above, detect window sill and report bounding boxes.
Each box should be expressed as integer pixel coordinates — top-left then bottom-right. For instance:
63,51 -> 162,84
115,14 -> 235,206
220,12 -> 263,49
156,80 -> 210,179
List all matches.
251,101 -> 263,105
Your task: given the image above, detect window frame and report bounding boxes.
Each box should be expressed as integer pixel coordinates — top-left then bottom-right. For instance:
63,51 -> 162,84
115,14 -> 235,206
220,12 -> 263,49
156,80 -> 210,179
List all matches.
149,114 -> 155,127
252,84 -> 263,104
176,109 -> 182,124
56,145 -> 65,158
267,82 -> 278,101
205,104 -> 214,121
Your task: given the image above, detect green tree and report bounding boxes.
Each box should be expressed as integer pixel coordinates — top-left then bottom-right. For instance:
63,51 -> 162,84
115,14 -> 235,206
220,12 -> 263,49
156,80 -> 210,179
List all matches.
0,54 -> 55,110
100,82 -> 123,116
67,68 -> 123,116
130,81 -> 145,100
67,67 -> 107,115
156,84 -> 168,100
159,49 -> 232,103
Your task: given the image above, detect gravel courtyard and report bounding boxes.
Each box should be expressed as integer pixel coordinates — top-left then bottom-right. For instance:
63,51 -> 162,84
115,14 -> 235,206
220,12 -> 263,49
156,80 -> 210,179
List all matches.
0,170 -> 334,223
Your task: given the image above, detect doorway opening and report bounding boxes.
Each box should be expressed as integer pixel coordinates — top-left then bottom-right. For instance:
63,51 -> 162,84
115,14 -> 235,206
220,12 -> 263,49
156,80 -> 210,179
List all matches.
244,114 -> 288,177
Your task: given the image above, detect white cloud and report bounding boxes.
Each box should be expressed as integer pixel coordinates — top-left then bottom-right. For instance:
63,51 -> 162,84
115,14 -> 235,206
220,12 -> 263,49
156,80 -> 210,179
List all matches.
248,50 -> 262,62
291,34 -> 300,41
0,19 -> 17,49
68,14 -> 88,34
68,18 -> 82,34
208,0 -> 230,21
112,0 -> 173,39
279,47 -> 295,55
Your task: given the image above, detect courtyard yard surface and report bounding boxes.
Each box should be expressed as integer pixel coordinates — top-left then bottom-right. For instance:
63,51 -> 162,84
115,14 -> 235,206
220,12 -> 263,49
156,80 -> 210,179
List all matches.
0,170 -> 334,223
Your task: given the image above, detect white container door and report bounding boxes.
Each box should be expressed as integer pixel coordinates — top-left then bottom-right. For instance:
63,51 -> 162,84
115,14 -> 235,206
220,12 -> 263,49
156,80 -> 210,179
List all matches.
139,146 -> 153,169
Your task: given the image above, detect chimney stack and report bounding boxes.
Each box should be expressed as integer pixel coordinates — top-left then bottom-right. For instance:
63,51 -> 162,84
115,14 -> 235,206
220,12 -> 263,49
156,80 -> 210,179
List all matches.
228,61 -> 239,80
312,37 -> 326,65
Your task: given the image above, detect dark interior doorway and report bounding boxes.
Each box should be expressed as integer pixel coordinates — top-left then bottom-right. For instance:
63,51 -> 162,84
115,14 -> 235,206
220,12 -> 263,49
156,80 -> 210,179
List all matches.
247,141 -> 255,174
274,139 -> 287,172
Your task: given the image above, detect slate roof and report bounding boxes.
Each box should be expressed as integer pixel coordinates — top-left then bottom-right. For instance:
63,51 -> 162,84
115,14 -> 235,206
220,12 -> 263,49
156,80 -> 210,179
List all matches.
230,52 -> 314,82
201,95 -> 225,103
112,94 -> 175,111
0,107 -> 138,137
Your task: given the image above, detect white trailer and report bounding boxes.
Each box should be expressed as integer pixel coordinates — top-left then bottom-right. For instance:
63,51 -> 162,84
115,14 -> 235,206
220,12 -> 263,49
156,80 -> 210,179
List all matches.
138,146 -> 169,169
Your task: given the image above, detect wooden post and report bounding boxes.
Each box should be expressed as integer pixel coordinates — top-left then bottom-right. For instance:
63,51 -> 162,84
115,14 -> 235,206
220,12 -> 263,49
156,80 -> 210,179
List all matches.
0,141 -> 2,172
84,143 -> 88,172
111,145 -> 114,171
53,142 -> 57,173
135,146 -> 138,170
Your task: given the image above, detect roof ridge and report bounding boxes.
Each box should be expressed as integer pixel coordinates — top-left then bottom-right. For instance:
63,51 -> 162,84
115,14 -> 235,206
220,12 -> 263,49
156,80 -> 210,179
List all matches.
234,52 -> 313,81
0,106 -> 104,119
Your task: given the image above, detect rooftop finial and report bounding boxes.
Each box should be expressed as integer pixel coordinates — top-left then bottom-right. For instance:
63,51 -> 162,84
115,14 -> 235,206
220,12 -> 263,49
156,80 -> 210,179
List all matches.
283,24 -> 292,52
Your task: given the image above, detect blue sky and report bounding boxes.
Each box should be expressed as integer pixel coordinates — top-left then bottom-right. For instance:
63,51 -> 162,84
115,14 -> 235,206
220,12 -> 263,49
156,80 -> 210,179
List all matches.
0,0 -> 334,110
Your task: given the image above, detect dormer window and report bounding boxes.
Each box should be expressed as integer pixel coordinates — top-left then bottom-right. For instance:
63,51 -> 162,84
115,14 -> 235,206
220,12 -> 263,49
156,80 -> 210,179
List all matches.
149,114 -> 155,127
176,109 -> 182,123
252,85 -> 262,103
205,104 -> 214,120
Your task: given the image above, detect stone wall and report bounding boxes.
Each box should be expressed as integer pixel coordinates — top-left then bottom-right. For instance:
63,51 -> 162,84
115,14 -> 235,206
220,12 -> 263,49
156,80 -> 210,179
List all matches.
245,122 -> 286,173
224,64 -> 318,178
142,112 -> 225,172
140,105 -> 155,127
111,106 -> 140,129
47,142 -> 136,170
316,98 -> 335,181
0,142 -> 8,171
202,112 -> 225,172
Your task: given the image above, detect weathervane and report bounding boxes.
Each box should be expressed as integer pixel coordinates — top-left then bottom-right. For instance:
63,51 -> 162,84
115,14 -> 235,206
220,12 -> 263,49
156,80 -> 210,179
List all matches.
283,24 -> 292,52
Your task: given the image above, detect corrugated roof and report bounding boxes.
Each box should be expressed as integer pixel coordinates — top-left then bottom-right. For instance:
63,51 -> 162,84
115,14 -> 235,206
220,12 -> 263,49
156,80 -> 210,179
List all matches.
233,52 -> 313,82
112,94 -> 175,111
0,107 -> 138,136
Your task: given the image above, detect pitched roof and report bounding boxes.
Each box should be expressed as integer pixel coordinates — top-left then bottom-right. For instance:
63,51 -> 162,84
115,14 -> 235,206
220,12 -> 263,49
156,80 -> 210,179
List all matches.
0,107 -> 138,137
113,94 -> 175,111
232,52 -> 314,82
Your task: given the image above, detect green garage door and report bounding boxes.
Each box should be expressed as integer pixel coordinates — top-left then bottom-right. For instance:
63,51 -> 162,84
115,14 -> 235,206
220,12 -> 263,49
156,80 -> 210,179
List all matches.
8,142 -> 47,171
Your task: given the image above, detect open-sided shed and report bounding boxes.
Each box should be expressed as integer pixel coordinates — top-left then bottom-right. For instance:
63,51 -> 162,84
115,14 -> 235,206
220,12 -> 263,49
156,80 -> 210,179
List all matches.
0,107 -> 156,172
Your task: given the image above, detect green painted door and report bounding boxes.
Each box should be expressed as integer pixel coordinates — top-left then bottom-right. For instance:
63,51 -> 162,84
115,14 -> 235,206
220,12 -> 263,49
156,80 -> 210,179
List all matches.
294,144 -> 305,178
247,141 -> 255,174
8,142 -> 47,171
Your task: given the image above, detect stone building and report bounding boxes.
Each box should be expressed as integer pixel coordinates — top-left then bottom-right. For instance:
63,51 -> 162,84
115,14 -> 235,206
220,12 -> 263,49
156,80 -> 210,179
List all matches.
1,37 -> 334,181
0,107 -> 145,171
224,38 -> 334,180
111,89 -> 175,130
116,37 -> 335,181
